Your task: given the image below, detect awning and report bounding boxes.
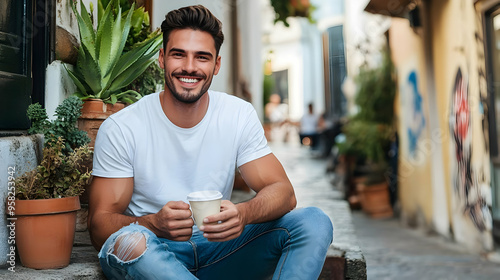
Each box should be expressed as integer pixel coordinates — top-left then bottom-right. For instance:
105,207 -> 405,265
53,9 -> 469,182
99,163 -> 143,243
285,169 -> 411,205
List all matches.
364,0 -> 413,18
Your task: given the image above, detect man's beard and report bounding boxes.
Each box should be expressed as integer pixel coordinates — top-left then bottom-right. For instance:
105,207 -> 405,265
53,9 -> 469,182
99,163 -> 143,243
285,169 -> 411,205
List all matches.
165,70 -> 212,104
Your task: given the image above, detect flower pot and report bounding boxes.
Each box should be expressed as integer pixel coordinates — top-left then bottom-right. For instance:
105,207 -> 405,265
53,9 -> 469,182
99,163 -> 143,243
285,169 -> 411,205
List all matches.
356,181 -> 393,219
78,99 -> 125,206
14,196 -> 81,269
78,99 -> 125,148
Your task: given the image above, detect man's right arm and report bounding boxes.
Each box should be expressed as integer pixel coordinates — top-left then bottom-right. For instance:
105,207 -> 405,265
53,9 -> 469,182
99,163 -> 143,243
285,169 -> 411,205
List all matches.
87,176 -> 194,250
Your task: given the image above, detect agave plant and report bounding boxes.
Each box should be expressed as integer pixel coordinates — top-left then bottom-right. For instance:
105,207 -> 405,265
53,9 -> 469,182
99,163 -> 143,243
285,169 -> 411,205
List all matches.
66,0 -> 162,104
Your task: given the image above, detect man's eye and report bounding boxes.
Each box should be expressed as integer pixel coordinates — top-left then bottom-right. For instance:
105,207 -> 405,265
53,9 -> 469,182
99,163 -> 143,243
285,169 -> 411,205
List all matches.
198,56 -> 209,60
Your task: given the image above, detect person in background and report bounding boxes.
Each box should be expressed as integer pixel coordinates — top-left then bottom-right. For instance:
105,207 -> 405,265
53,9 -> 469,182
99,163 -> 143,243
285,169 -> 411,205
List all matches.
299,103 -> 320,150
265,93 -> 290,142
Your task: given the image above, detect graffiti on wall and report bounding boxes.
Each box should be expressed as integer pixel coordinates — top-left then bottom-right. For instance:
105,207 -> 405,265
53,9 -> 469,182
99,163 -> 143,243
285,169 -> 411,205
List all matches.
405,70 -> 426,157
449,68 -> 490,231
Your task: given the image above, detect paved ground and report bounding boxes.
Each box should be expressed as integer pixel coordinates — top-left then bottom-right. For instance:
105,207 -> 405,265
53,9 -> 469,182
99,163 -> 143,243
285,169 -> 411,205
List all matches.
270,142 -> 500,280
352,211 -> 500,280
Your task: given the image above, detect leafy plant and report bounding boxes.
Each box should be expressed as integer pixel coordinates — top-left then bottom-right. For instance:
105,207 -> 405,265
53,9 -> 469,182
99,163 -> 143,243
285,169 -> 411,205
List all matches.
27,96 -> 90,153
15,137 -> 92,200
66,0 -> 162,104
126,61 -> 164,96
338,49 -> 396,166
270,0 -> 316,27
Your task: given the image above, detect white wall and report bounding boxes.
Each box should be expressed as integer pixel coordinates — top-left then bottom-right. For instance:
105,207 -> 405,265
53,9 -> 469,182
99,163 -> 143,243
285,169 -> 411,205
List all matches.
237,0 -> 264,120
261,0 -> 327,121
344,0 -> 391,77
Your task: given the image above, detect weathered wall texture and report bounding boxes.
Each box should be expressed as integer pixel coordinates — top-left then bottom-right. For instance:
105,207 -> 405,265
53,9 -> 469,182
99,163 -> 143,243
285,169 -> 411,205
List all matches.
390,0 -> 493,252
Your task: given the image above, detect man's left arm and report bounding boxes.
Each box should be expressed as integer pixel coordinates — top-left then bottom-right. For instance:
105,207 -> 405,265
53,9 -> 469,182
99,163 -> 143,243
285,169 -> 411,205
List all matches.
200,153 -> 296,241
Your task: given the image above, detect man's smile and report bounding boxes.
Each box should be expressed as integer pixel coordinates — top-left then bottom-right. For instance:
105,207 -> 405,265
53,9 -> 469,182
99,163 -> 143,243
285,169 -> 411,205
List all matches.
178,77 -> 200,84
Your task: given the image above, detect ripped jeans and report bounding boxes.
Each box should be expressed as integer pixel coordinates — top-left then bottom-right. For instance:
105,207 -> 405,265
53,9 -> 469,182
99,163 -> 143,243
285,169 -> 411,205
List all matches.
98,207 -> 333,280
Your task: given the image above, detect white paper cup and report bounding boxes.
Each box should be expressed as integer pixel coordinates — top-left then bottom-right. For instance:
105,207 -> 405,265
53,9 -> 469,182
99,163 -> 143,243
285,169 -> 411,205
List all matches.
187,190 -> 223,228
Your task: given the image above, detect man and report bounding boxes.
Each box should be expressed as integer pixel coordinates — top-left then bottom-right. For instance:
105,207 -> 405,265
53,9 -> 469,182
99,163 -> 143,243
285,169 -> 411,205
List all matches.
88,5 -> 333,279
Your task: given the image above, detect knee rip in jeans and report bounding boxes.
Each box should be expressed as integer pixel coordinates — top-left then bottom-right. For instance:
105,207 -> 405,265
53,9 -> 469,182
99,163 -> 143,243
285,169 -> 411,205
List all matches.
111,231 -> 147,262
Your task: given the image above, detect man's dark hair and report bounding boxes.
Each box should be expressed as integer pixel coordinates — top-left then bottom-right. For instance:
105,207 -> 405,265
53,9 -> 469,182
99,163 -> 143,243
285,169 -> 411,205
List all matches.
161,5 -> 224,56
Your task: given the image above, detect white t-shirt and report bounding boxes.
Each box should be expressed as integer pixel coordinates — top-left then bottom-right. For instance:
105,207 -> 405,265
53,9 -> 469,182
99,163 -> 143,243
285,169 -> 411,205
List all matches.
92,90 -> 271,218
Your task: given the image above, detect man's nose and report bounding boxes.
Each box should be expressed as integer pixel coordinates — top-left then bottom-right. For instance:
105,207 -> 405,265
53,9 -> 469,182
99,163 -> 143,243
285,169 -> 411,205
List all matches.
182,56 -> 197,73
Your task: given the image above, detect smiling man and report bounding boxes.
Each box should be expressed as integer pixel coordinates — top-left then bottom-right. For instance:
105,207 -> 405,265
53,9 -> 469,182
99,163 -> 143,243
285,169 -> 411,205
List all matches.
88,5 -> 333,279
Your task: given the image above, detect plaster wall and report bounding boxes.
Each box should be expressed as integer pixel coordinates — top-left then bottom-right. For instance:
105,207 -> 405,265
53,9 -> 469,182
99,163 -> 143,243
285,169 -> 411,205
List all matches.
390,0 -> 494,252
429,0 -> 493,252
389,18 -> 434,229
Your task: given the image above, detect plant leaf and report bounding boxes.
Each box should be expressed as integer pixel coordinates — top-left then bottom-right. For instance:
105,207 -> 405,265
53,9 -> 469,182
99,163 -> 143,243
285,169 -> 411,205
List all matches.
110,94 -> 118,104
75,43 -> 102,95
71,0 -> 96,60
106,33 -> 162,90
107,54 -> 157,92
64,64 -> 91,98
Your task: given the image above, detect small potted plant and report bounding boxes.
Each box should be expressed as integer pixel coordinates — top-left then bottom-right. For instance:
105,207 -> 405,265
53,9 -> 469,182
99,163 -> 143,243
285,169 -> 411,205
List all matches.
270,0 -> 316,27
10,97 -> 93,269
337,49 -> 396,218
12,136 -> 92,269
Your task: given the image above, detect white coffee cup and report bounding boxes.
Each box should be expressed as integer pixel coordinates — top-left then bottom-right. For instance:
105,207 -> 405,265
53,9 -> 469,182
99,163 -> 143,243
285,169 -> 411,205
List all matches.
187,190 -> 223,228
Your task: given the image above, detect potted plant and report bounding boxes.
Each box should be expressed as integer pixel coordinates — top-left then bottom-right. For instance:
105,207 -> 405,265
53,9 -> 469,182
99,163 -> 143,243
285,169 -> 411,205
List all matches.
26,96 -> 93,226
270,0 -> 316,27
12,136 -> 92,269
337,49 -> 396,218
67,0 -> 162,146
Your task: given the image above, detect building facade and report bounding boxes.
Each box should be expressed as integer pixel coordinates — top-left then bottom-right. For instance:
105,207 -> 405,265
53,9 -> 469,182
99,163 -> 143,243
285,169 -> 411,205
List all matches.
367,0 -> 500,253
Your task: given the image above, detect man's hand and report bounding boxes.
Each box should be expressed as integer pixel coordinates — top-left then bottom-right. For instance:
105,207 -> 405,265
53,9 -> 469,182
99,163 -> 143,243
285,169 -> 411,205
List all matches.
199,200 -> 246,242
148,201 -> 194,241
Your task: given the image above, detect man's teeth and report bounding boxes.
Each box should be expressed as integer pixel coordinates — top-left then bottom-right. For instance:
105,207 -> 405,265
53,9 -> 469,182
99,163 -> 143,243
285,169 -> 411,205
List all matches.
179,78 -> 199,83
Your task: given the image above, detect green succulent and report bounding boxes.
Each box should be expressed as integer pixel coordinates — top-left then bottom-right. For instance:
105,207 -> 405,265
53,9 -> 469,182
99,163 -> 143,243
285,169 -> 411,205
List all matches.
66,0 -> 162,104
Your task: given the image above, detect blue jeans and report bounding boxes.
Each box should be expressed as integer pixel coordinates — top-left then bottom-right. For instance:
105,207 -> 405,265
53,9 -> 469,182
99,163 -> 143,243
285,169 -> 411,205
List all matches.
98,207 -> 333,280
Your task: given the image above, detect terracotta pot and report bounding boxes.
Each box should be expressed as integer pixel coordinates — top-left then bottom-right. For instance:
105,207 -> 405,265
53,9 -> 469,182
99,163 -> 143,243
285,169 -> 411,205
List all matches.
78,99 -> 125,147
14,196 -> 81,269
357,181 -> 393,219
78,99 -> 125,205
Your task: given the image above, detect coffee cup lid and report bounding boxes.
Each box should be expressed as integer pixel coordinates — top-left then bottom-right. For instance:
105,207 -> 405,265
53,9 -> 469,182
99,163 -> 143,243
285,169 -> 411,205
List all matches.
187,190 -> 223,201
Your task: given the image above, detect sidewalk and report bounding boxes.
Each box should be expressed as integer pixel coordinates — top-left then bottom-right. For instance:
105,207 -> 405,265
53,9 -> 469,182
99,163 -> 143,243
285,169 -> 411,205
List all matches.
351,210 -> 500,280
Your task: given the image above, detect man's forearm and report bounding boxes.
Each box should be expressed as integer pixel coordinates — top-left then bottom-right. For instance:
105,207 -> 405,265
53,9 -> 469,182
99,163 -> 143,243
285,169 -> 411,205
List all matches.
237,182 -> 296,226
88,211 -> 156,250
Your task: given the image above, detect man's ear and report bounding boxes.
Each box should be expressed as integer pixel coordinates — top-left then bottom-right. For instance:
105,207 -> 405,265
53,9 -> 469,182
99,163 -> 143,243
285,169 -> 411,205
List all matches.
214,55 -> 221,75
158,48 -> 165,69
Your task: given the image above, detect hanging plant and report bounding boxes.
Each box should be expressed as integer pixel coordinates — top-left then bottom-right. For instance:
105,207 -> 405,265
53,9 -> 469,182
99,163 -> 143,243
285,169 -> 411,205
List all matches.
270,0 -> 316,27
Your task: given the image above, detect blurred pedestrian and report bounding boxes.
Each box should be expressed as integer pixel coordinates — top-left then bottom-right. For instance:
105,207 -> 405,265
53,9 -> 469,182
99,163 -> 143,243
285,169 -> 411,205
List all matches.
265,93 -> 290,142
299,103 -> 320,149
